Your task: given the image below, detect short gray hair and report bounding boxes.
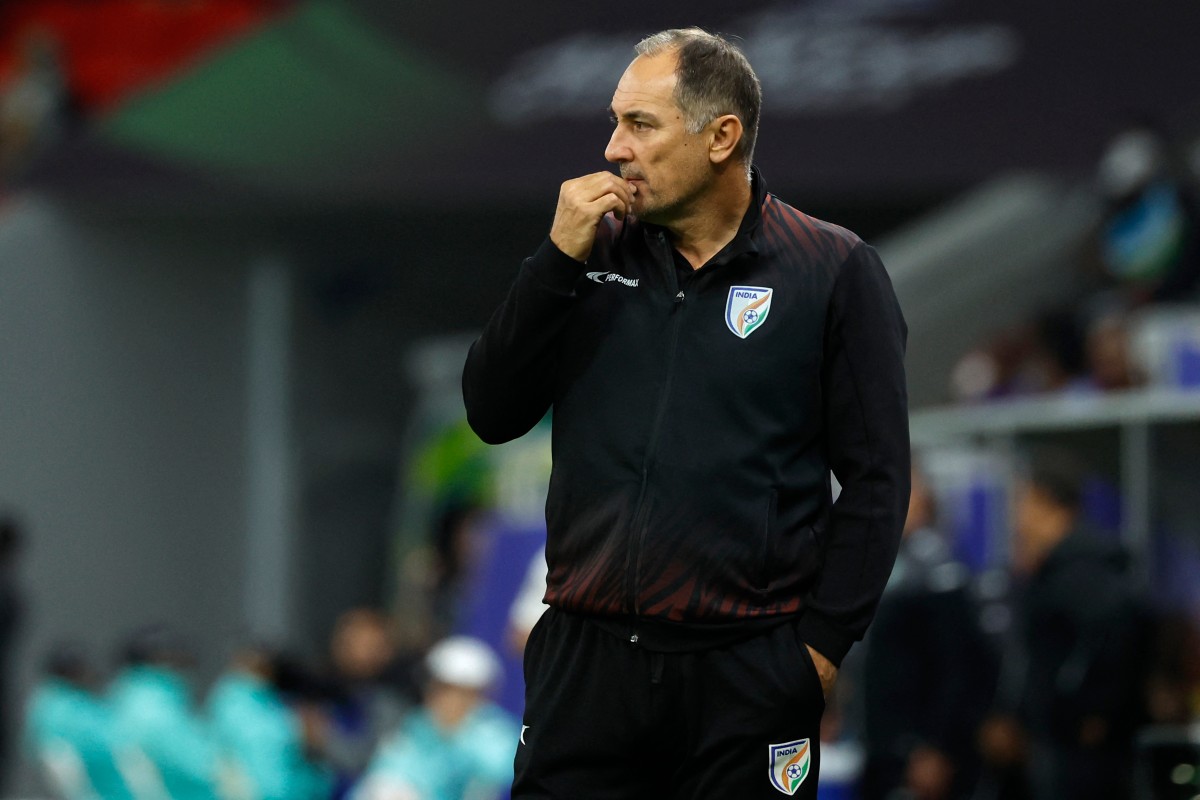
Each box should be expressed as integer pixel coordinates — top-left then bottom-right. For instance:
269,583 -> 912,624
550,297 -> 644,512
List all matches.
635,28 -> 762,173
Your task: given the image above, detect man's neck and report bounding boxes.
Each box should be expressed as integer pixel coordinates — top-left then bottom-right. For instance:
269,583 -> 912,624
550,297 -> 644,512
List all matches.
666,172 -> 753,270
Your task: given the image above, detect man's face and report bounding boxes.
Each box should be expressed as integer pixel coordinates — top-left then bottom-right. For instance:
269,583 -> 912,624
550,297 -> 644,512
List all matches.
1012,483 -> 1072,575
331,613 -> 393,681
605,50 -> 713,224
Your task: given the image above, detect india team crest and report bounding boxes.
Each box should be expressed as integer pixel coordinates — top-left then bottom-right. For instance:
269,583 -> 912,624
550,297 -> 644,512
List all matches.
768,739 -> 811,795
725,285 -> 773,338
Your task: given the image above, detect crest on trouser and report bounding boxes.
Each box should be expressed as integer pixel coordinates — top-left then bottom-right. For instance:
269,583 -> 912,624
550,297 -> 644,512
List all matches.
725,286 -> 773,338
768,739 -> 811,795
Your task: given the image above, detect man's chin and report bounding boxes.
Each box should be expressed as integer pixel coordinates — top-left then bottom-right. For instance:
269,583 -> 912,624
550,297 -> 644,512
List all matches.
633,201 -> 664,224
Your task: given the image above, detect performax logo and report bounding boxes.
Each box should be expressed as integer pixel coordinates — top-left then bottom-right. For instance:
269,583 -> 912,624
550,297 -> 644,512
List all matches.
586,271 -> 639,288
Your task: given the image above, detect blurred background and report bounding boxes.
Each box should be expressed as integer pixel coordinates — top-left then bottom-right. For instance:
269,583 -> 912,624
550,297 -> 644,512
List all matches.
1,1 -> 1199,799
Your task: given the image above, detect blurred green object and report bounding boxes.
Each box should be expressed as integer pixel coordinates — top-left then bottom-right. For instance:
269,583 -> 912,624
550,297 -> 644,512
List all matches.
410,418 -> 496,514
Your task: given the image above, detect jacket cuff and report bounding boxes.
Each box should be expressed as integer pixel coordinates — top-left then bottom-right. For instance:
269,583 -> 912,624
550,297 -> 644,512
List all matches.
796,610 -> 856,668
524,237 -> 587,295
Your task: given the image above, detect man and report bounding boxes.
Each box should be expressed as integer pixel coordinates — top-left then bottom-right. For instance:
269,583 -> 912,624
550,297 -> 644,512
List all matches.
323,607 -> 416,791
108,625 -> 220,800
207,643 -> 332,800
25,642 -> 132,799
0,514 -> 22,787
979,452 -> 1146,800
352,636 -> 519,800
463,28 -> 909,798
859,467 -> 992,800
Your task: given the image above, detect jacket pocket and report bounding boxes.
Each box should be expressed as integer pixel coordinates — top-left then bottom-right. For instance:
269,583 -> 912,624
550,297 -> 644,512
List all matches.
757,489 -> 779,596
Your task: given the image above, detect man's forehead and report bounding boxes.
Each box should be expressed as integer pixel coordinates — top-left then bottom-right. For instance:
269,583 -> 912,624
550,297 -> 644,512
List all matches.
611,52 -> 678,111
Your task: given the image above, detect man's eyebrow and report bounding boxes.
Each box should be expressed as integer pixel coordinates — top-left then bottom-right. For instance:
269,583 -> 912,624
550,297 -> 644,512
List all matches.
607,106 -> 660,124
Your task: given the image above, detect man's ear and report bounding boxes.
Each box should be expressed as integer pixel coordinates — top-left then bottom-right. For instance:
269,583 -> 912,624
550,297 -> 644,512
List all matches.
708,114 -> 744,165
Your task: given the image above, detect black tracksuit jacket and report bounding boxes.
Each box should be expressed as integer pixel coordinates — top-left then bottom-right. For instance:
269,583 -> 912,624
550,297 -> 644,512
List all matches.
463,169 -> 910,665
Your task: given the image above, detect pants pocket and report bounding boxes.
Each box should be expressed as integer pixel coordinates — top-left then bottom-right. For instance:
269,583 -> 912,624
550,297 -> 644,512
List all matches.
793,624 -> 828,714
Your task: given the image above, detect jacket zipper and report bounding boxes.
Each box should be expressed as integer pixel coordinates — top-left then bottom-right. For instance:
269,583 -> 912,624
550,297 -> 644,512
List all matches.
626,239 -> 688,615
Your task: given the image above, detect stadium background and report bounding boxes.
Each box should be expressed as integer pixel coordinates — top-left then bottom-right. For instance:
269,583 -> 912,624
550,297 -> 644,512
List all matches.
1,0 -> 1199,796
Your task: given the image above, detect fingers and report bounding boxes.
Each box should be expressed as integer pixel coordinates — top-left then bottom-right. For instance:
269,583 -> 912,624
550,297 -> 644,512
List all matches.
550,171 -> 637,262
569,172 -> 635,217
595,191 -> 630,221
805,644 -> 838,697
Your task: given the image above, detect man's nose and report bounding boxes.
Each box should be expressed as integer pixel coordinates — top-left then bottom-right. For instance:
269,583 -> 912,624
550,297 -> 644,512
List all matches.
605,127 -> 631,164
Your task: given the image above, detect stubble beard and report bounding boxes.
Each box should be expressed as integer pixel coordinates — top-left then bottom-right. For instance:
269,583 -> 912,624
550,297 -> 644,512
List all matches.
633,179 -> 708,227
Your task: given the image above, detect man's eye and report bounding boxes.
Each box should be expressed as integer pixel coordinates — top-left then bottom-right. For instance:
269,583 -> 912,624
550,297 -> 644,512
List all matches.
633,121 -> 649,131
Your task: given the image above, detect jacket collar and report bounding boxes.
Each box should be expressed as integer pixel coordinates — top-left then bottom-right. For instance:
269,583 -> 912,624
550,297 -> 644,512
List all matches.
717,165 -> 767,265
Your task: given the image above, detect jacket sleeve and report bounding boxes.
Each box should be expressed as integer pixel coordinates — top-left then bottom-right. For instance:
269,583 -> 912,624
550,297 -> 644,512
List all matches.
797,242 -> 911,666
462,238 -> 587,445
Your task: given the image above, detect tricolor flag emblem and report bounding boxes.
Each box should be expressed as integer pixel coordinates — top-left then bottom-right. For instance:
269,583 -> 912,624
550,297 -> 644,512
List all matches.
725,286 -> 773,339
768,738 -> 811,795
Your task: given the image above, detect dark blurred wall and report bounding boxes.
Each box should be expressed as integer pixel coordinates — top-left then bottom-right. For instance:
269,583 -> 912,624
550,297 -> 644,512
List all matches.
0,196 -> 254,788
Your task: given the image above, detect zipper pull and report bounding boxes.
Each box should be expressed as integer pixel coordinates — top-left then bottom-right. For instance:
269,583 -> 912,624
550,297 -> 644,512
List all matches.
674,291 -> 685,303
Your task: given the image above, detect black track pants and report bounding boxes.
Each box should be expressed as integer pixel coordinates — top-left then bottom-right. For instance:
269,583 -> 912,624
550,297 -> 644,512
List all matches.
513,608 -> 826,799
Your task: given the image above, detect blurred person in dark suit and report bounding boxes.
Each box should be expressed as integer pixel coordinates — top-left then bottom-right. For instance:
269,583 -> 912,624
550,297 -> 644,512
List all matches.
1143,611 -> 1200,726
859,466 -> 993,800
0,27 -> 75,185
323,608 -> 420,797
979,452 -> 1147,800
0,513 -> 24,786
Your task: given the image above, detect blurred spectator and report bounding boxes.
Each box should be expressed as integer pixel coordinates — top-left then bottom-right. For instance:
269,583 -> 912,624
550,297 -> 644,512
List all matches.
1094,122 -> 1200,304
0,27 -> 70,180
396,502 -> 490,652
1083,308 -> 1146,391
948,301 -> 1150,403
324,608 -> 419,795
859,466 -> 993,800
949,326 -> 1040,403
352,636 -> 518,800
506,546 -> 547,655
428,503 -> 488,641
393,411 -> 501,652
24,642 -> 132,799
108,625 -> 220,800
1143,612 -> 1200,726
207,642 -> 333,800
979,451 -> 1147,800
1026,308 -> 1090,394
950,121 -> 1200,405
